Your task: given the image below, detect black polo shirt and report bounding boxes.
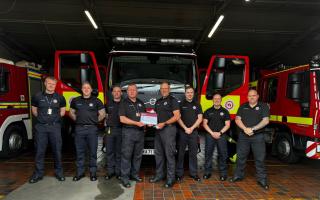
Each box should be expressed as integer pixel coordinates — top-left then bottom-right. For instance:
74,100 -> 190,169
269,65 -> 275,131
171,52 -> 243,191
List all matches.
70,96 -> 104,125
106,99 -> 121,127
204,106 -> 230,132
155,95 -> 180,123
236,102 -> 270,131
119,97 -> 146,128
31,92 -> 66,124
180,99 -> 203,127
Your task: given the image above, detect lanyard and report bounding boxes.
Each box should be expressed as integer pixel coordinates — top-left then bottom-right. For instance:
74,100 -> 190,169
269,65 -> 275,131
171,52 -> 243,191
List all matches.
129,99 -> 140,114
45,95 -> 54,108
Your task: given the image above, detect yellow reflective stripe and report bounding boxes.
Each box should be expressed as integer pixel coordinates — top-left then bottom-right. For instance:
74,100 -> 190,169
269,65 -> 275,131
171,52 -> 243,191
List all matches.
270,115 -> 313,125
28,71 -> 42,77
28,74 -> 42,79
13,105 -> 28,108
287,116 -> 313,125
270,115 -> 283,122
62,91 -> 105,111
0,102 -> 28,106
200,94 -> 240,114
0,105 -> 28,109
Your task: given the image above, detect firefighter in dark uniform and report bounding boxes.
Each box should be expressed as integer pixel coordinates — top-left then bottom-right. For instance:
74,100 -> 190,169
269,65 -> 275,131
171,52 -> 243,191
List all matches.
105,85 -> 122,180
149,81 -> 180,188
176,86 -> 202,181
119,83 -> 146,188
230,89 -> 270,190
69,81 -> 106,181
202,93 -> 230,181
29,76 -> 66,183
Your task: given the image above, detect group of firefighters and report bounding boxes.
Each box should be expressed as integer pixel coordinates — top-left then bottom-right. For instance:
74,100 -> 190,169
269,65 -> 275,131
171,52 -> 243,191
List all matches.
28,76 -> 270,190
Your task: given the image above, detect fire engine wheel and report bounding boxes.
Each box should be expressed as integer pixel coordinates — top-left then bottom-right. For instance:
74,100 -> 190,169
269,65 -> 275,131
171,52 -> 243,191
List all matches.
1,124 -> 26,158
275,132 -> 300,163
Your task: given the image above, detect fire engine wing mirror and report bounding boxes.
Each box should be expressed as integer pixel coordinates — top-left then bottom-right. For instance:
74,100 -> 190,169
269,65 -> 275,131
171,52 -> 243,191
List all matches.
80,53 -> 90,65
205,71 -> 224,100
287,73 -> 302,102
92,89 -> 99,97
215,57 -> 226,68
212,72 -> 224,89
80,67 -> 89,84
206,93 -> 213,100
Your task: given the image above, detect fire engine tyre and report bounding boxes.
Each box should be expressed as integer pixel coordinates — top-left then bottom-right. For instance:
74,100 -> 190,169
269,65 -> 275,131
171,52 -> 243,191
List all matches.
1,124 -> 27,158
275,132 -> 300,163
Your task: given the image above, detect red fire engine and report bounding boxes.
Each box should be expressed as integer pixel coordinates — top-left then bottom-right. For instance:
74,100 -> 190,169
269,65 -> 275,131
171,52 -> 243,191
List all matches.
0,60 -> 43,157
257,55 -> 320,162
52,47 -> 250,158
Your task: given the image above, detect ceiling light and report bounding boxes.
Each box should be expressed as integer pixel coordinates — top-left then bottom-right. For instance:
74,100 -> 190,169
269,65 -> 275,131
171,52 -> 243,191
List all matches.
208,15 -> 224,38
84,10 -> 98,29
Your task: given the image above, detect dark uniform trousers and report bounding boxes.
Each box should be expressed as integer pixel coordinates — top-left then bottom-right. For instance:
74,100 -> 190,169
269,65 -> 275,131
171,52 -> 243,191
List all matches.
74,125 -> 98,175
155,125 -> 176,181
234,132 -> 266,181
34,123 -> 63,177
204,133 -> 228,176
121,127 -> 144,182
105,127 -> 122,176
176,129 -> 198,177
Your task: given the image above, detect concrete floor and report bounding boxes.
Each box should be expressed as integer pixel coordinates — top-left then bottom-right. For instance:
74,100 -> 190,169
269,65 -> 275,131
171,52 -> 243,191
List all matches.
0,134 -> 320,200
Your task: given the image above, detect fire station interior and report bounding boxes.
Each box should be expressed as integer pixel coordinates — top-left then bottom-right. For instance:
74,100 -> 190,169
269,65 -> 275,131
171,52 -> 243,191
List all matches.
0,0 -> 320,200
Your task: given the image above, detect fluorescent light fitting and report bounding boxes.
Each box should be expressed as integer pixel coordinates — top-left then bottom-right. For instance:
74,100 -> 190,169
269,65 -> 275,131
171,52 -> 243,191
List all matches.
208,15 -> 224,38
84,10 -> 98,29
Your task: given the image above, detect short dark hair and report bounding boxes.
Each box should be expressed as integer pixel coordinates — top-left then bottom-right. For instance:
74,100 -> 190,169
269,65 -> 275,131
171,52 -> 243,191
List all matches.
212,92 -> 222,98
185,86 -> 194,92
112,84 -> 121,90
160,81 -> 170,86
44,76 -> 57,82
127,83 -> 137,90
82,81 -> 92,88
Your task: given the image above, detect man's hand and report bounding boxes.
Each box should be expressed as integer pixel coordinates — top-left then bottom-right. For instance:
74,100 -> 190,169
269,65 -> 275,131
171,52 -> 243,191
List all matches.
157,122 -> 166,129
136,121 -> 145,127
185,128 -> 192,134
211,132 -> 221,139
244,127 -> 254,136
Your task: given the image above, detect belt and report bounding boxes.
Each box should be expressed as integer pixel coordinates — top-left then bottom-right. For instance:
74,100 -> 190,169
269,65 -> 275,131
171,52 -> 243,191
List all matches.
123,126 -> 143,130
77,124 -> 96,127
39,122 -> 60,126
106,126 -> 122,128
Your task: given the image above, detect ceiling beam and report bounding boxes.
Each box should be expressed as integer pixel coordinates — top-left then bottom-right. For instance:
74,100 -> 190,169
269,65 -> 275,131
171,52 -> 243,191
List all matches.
0,29 -> 41,62
263,21 -> 320,67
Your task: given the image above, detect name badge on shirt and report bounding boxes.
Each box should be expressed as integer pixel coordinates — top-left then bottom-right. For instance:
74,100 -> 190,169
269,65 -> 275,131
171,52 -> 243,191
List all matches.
47,108 -> 52,115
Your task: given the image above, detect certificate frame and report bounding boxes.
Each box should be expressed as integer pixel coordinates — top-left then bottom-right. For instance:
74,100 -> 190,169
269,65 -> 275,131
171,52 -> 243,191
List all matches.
140,112 -> 158,125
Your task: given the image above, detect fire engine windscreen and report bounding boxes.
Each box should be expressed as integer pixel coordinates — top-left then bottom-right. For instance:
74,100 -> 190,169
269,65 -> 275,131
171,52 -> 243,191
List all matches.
60,54 -> 99,93
110,55 -> 196,87
206,57 -> 245,96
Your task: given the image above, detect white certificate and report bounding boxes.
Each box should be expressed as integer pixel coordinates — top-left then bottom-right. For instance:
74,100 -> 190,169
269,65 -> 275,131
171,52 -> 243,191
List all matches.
140,112 -> 158,125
